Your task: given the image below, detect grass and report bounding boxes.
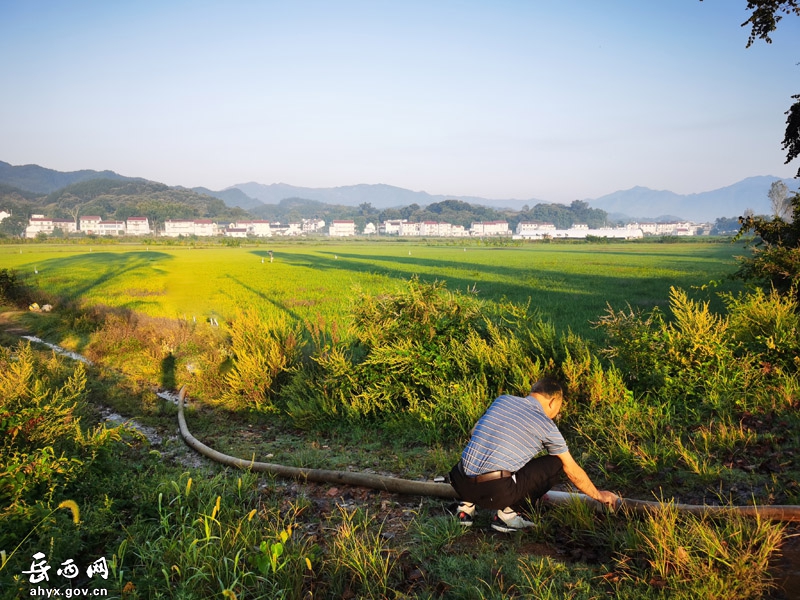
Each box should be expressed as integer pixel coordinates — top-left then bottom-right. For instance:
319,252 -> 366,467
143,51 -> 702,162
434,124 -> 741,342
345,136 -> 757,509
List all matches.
1,237 -> 794,599
2,238 -> 743,343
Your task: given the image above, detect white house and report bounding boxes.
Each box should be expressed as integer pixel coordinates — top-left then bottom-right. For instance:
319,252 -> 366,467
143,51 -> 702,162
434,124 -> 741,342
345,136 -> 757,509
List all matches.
25,215 -> 77,238
162,219 -> 217,237
471,221 -> 510,236
269,223 -> 289,236
399,222 -> 421,236
634,221 -> 698,236
25,215 -> 52,238
126,216 -> 151,236
381,219 -> 406,235
514,224 -> 643,240
225,227 -> 248,238
302,218 -> 326,233
419,221 -> 442,236
329,220 -> 356,237
0,209 -> 11,223
251,220 -> 272,237
193,219 -> 216,237
97,220 -> 126,236
363,222 -> 377,235
79,216 -> 103,234
163,220 -> 194,237
516,222 -> 557,236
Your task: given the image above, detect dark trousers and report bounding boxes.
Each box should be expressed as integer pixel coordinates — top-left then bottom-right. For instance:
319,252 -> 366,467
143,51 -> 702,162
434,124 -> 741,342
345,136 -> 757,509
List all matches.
449,455 -> 564,511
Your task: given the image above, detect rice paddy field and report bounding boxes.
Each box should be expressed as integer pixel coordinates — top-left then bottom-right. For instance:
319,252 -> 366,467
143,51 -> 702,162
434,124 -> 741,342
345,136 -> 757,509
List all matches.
1,238 -> 744,340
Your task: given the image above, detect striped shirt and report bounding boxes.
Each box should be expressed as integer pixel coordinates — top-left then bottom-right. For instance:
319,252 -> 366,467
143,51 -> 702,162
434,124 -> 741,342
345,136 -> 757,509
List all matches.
461,394 -> 568,475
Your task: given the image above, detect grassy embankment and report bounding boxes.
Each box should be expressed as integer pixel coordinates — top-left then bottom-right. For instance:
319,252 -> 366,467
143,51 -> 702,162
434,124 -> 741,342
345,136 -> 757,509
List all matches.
2,238 -> 797,599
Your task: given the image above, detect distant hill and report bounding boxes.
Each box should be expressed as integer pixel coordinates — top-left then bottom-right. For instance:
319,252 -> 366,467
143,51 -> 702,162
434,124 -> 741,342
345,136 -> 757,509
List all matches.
2,159 -> 796,223
190,186 -> 263,211
0,175 -> 251,227
232,178 -> 798,222
231,182 -> 542,211
588,176 -> 796,222
0,160 -> 139,194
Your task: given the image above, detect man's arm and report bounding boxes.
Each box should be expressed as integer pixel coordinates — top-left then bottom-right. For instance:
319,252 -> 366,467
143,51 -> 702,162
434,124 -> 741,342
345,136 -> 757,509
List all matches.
556,451 -> 618,506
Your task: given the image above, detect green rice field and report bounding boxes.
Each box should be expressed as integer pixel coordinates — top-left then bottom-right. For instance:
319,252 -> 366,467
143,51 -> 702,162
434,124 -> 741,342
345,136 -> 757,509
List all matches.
2,239 -> 744,339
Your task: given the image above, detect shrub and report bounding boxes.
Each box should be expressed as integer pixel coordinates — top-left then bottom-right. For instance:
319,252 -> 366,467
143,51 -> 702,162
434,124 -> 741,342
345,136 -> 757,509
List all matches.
735,191 -> 800,298
284,277 -> 561,439
0,268 -> 29,306
723,286 -> 800,373
220,310 -> 305,410
0,342 -> 123,580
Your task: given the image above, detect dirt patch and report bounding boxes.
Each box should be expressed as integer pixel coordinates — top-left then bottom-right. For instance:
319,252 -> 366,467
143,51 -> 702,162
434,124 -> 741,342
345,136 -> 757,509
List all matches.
0,310 -> 30,336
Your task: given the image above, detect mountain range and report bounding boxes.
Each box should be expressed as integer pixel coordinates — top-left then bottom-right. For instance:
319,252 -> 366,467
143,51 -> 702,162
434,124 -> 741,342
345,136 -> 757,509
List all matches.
1,160 -> 795,222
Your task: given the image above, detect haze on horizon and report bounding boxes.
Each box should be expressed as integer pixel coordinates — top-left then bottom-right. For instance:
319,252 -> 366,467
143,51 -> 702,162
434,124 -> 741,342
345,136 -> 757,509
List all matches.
1,1 -> 799,204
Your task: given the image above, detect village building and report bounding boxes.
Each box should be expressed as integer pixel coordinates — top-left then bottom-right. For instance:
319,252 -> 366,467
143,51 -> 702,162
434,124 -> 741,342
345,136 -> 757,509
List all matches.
163,219 -> 218,237
513,222 -> 644,240
516,222 -> 557,236
399,221 -> 421,236
381,219 -> 406,235
634,221 -> 699,236
225,227 -> 248,238
269,223 -> 286,236
25,215 -> 77,238
0,209 -> 12,223
329,220 -> 356,237
470,221 -> 511,236
96,220 -> 126,236
79,216 -> 103,234
302,218 -> 326,233
194,219 -> 216,236
163,219 -> 194,237
251,220 -> 272,237
126,216 -> 151,236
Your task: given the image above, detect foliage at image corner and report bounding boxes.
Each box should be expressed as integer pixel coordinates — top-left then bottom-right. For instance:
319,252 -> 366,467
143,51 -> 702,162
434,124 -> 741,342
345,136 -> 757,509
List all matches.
0,342 -> 133,579
735,190 -> 800,299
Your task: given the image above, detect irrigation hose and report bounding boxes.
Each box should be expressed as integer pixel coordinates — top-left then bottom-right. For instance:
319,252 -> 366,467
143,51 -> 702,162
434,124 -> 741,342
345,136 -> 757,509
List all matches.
176,386 -> 800,522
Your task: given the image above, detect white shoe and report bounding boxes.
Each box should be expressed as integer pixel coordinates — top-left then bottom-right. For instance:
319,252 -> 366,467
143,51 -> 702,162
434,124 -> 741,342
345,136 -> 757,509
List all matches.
457,502 -> 475,527
491,511 -> 536,533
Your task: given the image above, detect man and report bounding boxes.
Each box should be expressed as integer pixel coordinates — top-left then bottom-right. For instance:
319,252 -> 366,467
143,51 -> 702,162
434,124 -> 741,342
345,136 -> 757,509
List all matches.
449,377 -> 618,532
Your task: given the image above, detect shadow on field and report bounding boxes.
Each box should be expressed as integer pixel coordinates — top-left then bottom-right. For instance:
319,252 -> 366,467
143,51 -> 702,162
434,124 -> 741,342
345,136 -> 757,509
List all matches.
26,251 -> 173,306
223,274 -> 307,323
251,247 -> 742,342
278,248 -> 726,299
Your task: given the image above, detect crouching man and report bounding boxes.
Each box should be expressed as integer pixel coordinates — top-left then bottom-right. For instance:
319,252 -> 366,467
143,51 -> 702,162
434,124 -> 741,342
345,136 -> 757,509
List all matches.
449,377 -> 618,532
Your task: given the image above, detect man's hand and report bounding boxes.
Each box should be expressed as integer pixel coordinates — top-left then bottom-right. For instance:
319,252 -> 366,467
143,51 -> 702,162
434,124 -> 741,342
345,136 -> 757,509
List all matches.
596,490 -> 619,507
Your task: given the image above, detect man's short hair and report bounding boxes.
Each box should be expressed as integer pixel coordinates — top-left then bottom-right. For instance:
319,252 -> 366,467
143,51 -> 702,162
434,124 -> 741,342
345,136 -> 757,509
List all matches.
531,377 -> 563,402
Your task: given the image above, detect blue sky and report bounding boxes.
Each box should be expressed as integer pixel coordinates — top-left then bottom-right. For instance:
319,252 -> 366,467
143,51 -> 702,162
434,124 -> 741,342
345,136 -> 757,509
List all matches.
1,0 -> 798,202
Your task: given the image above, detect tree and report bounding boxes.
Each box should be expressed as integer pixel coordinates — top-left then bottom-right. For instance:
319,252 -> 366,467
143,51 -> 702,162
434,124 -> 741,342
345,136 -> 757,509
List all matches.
359,202 -> 377,217
735,1 -> 800,174
737,0 -> 800,47
768,180 -> 792,220
710,216 -> 741,235
736,192 -> 800,297
724,1 -> 800,297
0,212 -> 27,238
783,93 -> 800,177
